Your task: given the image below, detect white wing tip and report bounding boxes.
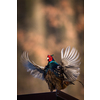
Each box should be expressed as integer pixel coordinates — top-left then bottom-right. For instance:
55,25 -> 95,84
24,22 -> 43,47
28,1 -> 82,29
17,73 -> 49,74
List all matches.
61,48 -> 64,59
61,46 -> 81,63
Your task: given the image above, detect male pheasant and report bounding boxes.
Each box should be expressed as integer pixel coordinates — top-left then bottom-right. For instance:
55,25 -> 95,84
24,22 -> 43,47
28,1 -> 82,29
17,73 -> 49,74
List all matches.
21,46 -> 81,92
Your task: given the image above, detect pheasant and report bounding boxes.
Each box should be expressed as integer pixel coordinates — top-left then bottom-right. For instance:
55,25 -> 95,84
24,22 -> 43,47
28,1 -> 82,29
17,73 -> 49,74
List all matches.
21,46 -> 81,92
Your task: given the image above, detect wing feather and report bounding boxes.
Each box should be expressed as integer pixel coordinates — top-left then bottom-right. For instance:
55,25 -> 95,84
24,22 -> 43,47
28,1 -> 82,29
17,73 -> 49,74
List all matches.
68,48 -> 76,60
21,52 -> 45,80
65,46 -> 70,59
60,47 -> 81,82
61,48 -> 64,59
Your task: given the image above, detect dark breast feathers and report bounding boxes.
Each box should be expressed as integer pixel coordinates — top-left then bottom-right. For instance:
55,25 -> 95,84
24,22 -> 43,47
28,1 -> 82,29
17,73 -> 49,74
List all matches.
44,61 -> 70,92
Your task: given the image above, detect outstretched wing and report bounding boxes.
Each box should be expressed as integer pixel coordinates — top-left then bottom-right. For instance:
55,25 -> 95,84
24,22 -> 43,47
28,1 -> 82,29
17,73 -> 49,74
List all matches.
21,52 -> 45,80
60,46 -> 81,82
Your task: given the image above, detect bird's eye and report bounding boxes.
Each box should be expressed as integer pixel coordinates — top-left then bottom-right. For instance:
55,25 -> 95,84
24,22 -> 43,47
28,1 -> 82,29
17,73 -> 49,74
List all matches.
47,57 -> 49,60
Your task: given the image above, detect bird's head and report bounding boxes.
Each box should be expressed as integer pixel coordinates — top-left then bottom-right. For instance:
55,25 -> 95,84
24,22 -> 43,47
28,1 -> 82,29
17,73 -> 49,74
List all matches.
47,55 -> 54,62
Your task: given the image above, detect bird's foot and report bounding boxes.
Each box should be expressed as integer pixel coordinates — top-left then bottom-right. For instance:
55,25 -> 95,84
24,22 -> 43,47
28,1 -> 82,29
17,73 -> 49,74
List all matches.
56,89 -> 59,96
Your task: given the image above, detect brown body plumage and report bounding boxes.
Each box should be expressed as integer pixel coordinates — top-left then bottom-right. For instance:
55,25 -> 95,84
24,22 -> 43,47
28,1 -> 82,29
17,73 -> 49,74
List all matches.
45,70 -> 69,92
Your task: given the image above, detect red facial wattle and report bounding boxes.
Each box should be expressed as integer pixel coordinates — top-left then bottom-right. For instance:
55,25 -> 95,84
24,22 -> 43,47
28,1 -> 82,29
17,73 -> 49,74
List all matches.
47,55 -> 53,62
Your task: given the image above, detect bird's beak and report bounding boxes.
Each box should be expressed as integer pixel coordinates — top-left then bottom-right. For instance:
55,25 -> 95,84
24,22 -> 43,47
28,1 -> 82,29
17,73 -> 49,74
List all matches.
47,57 -> 49,60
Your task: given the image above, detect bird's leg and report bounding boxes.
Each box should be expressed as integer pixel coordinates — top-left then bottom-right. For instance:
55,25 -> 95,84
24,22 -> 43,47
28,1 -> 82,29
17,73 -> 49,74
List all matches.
56,89 -> 57,92
56,89 -> 59,96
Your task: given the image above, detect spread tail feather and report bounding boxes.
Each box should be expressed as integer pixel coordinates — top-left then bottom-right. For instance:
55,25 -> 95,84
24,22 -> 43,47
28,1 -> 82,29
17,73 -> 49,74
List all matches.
74,80 -> 84,87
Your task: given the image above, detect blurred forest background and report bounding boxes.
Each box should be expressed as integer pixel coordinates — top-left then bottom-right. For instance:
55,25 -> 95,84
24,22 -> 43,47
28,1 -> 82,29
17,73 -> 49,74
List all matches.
17,0 -> 84,100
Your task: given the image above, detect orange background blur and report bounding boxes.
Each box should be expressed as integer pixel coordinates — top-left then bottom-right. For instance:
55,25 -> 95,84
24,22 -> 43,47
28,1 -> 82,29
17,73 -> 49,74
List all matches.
17,0 -> 84,100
